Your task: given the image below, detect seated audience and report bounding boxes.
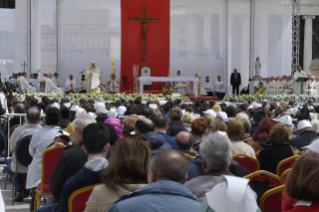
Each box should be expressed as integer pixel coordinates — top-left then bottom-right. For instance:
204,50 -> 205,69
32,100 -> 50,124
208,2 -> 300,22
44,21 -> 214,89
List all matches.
227,119 -> 256,158
26,108 -> 61,190
104,117 -> 123,141
175,132 -> 199,157
251,118 -> 278,152
312,119 -> 319,135
185,132 -> 232,202
152,115 -> 178,150
210,118 -> 227,132
50,115 -> 96,203
5,103 -> 25,135
84,135 -> 150,211
36,123 -> 110,212
59,107 -> 72,129
250,110 -> 266,136
291,119 -> 317,150
283,152 -> 319,212
182,112 -> 196,132
191,119 -> 208,151
135,118 -> 171,154
7,107 -> 42,202
108,149 -> 201,212
123,115 -> 139,135
167,107 -> 186,136
236,113 -> 253,146
258,123 -> 296,174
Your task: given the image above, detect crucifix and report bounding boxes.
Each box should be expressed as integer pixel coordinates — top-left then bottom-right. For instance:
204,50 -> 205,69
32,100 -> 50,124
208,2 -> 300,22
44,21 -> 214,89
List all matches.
129,7 -> 159,62
21,61 -> 28,72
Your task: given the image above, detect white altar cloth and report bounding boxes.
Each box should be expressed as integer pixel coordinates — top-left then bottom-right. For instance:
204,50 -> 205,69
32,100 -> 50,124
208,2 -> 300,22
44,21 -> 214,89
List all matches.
138,77 -> 199,97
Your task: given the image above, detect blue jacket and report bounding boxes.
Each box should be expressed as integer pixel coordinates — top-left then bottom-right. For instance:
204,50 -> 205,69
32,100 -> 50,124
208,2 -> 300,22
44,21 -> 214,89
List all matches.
142,132 -> 172,154
58,167 -> 102,212
157,132 -> 179,150
109,180 -> 200,212
290,130 -> 318,150
250,122 -> 260,136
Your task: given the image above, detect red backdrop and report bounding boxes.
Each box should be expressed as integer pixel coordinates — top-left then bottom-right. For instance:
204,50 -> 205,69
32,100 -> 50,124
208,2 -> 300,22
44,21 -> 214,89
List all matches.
120,0 -> 170,91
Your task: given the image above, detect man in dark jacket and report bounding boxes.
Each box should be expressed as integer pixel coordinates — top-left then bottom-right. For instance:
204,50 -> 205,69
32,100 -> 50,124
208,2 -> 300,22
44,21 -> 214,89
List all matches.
49,115 -> 95,203
59,107 -> 72,129
250,110 -> 266,136
109,149 -> 200,212
36,123 -> 110,212
135,118 -> 172,155
152,115 -> 178,150
230,69 -> 241,95
291,120 -> 318,150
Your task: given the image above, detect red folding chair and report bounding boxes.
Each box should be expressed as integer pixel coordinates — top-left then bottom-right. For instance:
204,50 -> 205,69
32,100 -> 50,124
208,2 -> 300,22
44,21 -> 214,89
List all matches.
68,184 -> 101,212
232,153 -> 260,173
184,153 -> 195,161
281,168 -> 291,183
260,185 -> 285,212
276,155 -> 299,177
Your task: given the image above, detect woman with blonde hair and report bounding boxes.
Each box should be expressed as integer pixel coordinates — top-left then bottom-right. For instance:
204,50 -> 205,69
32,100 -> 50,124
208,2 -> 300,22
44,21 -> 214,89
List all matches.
182,112 -> 196,132
210,118 -> 227,132
84,135 -> 151,212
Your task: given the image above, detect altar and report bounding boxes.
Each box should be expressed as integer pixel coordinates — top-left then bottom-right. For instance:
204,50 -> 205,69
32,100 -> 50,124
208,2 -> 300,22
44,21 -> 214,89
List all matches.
138,77 -> 199,97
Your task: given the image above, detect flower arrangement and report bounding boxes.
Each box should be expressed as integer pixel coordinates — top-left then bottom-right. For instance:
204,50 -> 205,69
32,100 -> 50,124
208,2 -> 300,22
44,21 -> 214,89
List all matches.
254,81 -> 266,95
161,87 -> 173,95
12,92 -> 190,103
92,86 -> 102,95
223,94 -> 318,102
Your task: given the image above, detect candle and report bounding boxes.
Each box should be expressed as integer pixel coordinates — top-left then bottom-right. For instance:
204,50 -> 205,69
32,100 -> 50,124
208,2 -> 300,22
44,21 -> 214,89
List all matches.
112,57 -> 115,74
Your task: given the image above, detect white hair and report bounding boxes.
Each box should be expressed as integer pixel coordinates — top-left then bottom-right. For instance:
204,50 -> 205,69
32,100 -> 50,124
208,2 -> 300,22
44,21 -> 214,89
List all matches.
182,112 -> 196,124
72,115 -> 96,132
96,108 -> 108,115
200,132 -> 232,170
311,119 -> 319,134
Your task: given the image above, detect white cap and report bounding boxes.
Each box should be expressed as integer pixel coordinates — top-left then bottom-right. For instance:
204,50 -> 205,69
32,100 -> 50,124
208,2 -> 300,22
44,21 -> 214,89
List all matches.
206,175 -> 258,212
88,112 -> 97,120
117,106 -> 127,116
204,109 -> 217,118
219,112 -> 228,120
55,129 -> 70,137
278,115 -> 292,126
108,108 -> 118,118
70,105 -> 79,112
63,102 -> 71,108
96,102 -> 106,110
297,120 -> 312,131
310,112 -> 318,121
92,61 -> 95,63
76,107 -> 87,118
51,102 -> 60,109
148,103 -> 158,110
302,138 -> 319,153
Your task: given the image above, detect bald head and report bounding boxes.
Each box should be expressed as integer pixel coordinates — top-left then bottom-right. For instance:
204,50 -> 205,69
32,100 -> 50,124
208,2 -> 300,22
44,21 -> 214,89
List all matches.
149,149 -> 188,184
26,107 -> 41,123
14,103 -> 25,114
175,132 -> 194,151
135,118 -> 154,135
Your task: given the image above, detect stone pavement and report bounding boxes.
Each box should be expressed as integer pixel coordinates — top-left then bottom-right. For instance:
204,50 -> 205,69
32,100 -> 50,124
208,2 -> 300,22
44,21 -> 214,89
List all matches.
0,164 -> 44,212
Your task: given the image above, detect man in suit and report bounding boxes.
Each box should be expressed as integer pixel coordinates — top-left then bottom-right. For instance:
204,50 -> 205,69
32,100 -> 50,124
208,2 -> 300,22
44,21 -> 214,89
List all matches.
230,69 -> 241,95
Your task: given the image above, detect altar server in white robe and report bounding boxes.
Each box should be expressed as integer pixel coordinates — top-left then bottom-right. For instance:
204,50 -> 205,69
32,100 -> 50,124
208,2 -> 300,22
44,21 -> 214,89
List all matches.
215,76 -> 225,100
85,61 -> 101,93
44,73 -> 63,94
51,73 -> 59,86
65,74 -> 77,93
31,73 -> 40,92
19,73 -> 37,94
108,77 -> 120,93
306,76 -> 316,95
174,70 -> 188,94
203,76 -> 214,96
266,77 -> 275,95
283,76 -> 294,95
274,77 -> 281,95
294,66 -> 309,95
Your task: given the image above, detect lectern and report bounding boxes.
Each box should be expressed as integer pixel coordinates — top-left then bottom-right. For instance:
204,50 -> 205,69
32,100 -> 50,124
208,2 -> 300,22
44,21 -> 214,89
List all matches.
296,77 -> 309,95
91,73 -> 100,91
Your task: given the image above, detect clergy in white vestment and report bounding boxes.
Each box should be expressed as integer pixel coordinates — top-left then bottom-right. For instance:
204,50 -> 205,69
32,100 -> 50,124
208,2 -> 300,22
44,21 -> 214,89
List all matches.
306,76 -> 316,95
294,66 -> 309,95
85,61 -> 101,93
51,73 -> 59,86
174,70 -> 188,94
31,73 -> 39,92
9,73 -> 16,85
19,73 -> 37,94
108,77 -> 120,93
44,73 -> 63,94
65,75 -> 77,93
203,76 -> 214,96
215,76 -> 225,100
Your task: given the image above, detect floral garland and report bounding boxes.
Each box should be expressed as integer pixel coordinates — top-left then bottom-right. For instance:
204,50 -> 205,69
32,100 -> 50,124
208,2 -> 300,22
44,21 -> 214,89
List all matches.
223,94 -> 318,102
12,92 -> 190,103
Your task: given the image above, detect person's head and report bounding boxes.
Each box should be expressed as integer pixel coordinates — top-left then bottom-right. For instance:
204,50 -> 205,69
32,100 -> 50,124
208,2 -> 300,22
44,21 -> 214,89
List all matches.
152,115 -> 168,132
54,73 -> 59,79
103,135 -> 151,190
82,123 -> 110,157
175,132 -> 194,151
256,57 -> 259,61
34,74 -> 38,79
14,103 -> 25,114
236,113 -> 251,134
148,149 -> 188,184
269,123 -> 291,145
253,110 -> 266,123
177,70 -> 181,76
23,73 -> 27,78
210,118 -> 227,132
311,119 -> 319,134
12,73 -> 15,77
206,76 -> 209,81
84,102 -> 93,113
227,119 -> 245,141
200,132 -> 232,172
69,75 -> 73,80
169,107 -> 182,122
135,118 -> 154,135
202,113 -> 214,127
182,112 -> 195,124
26,107 -> 41,124
225,105 -> 237,118
298,66 -> 302,71
95,114 -> 108,123
45,107 -> 60,126
91,61 -> 95,67
191,119 -> 208,135
72,115 -> 96,144
60,107 -> 70,119
217,75 -> 221,81
123,115 -> 139,132
286,152 -> 319,202
141,107 -> 153,118
212,103 -> 222,113
234,69 -> 237,73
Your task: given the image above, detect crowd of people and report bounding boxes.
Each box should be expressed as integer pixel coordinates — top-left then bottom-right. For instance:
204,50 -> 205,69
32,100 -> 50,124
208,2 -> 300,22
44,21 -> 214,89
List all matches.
3,93 -> 319,212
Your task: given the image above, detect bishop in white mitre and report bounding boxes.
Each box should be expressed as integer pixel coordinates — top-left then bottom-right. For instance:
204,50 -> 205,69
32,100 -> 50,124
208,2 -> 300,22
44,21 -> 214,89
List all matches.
44,73 -> 63,94
294,66 -> 309,95
65,74 -> 77,93
85,61 -> 101,93
19,73 -> 37,94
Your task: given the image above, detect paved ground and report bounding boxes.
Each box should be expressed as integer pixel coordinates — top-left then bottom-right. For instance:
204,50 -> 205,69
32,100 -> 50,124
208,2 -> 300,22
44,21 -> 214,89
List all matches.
0,164 -> 44,212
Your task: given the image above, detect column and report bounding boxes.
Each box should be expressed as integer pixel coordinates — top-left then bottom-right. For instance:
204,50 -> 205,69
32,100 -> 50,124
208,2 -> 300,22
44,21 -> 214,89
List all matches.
303,15 -> 315,75
31,0 -> 42,73
186,15 -> 197,59
202,14 -> 212,54
241,15 -> 250,88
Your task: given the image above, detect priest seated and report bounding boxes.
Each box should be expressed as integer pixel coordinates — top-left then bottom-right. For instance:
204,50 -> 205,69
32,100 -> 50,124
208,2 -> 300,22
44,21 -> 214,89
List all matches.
65,75 -> 77,94
108,78 -> 120,93
44,73 -> 63,94
19,73 -> 37,94
174,70 -> 189,94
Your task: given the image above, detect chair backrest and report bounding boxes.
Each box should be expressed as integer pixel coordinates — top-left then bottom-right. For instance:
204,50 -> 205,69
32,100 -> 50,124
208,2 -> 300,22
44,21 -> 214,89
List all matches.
9,124 -> 20,138
15,135 -> 33,168
0,131 -> 5,156
256,151 -> 260,160
184,153 -> 195,161
276,155 -> 299,177
121,75 -> 129,83
281,168 -> 291,183
68,184 -> 101,212
260,185 -> 285,212
232,153 -> 260,173
40,145 -> 65,193
244,170 -> 283,186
